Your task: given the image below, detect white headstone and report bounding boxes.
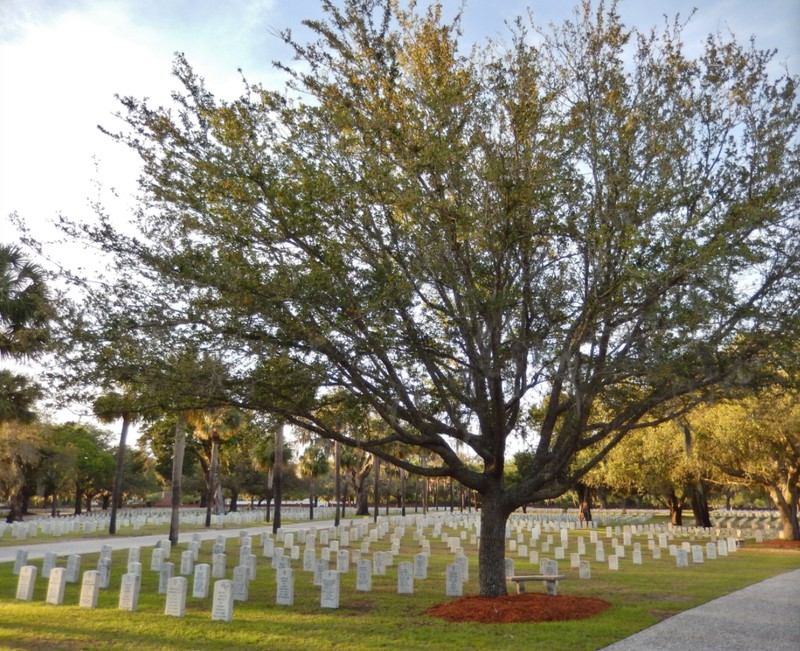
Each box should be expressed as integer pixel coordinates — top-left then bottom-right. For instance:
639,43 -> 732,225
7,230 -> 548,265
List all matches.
151,548 -> 165,572
13,549 -> 28,576
158,562 -> 175,594
303,548 -> 316,572
336,549 -> 350,573
211,580 -> 234,622
397,561 -> 414,594
706,542 -> 717,560
504,557 -> 515,577
16,565 -> 37,601
608,554 -> 619,571
79,570 -> 100,609
413,553 -> 428,580
373,552 -> 387,576
193,564 -> 211,599
320,570 -> 340,609
127,547 -> 141,569
118,572 -> 141,611
314,558 -> 329,586
579,560 -> 591,579
42,552 -> 58,578
456,555 -> 469,582
232,566 -> 249,602
66,554 -> 81,583
97,558 -> 111,589
212,553 -> 226,578
632,549 -> 642,565
165,576 -> 188,617
45,567 -> 67,605
276,567 -> 295,606
676,548 -> 689,567
445,563 -> 462,597
180,550 -> 195,576
356,559 -> 372,592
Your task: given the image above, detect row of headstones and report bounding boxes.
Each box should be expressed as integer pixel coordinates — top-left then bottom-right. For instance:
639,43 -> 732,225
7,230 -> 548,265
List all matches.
0,510 -> 268,540
506,531 -> 740,567
15,552 -> 470,623
2,504 -> 422,541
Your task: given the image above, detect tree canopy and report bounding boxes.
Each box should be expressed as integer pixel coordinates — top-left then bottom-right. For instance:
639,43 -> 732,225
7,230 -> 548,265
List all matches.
68,0 -> 799,595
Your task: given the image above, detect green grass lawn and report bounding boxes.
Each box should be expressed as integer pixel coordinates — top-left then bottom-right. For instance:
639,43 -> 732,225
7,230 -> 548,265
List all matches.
0,519 -> 797,651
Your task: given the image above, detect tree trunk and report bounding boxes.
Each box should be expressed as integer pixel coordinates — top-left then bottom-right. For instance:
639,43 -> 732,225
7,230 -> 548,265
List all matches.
478,488 -> 512,597
309,476 -> 315,520
265,468 -> 273,522
228,488 -> 238,512
576,482 -> 592,522
211,437 -> 224,517
73,483 -> 82,515
689,480 -> 712,528
372,453 -> 379,524
401,470 -> 407,517
667,490 -> 684,526
272,423 -> 283,535
5,491 -> 22,522
769,485 -> 800,541
355,483 -> 369,516
334,440 -> 341,527
109,414 -> 131,535
169,416 -> 186,546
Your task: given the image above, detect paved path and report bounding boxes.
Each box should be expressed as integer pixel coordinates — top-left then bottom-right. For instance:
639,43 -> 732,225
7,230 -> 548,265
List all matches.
600,569 -> 800,651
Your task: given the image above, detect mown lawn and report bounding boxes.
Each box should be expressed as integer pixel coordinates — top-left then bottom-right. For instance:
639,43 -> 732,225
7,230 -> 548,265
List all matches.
0,518 -> 797,651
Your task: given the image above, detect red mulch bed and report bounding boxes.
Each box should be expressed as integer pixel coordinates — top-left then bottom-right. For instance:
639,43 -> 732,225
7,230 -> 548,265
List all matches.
426,593 -> 611,624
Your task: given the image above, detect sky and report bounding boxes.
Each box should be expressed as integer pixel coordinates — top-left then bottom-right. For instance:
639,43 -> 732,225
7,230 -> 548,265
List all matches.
1,0 -> 798,432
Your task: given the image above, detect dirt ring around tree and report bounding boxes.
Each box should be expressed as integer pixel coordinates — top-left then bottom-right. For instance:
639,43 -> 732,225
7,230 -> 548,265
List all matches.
426,593 -> 612,624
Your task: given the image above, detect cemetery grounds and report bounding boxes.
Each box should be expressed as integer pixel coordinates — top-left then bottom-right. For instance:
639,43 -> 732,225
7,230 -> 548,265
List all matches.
0,509 -> 797,651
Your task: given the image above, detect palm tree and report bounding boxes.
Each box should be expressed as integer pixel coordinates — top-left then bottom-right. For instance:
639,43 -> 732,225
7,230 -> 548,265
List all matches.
93,390 -> 143,535
0,244 -> 51,359
299,445 -> 329,520
189,407 -> 244,527
0,369 -> 41,424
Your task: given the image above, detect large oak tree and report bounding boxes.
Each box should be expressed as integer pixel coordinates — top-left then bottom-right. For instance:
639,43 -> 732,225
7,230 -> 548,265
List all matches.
75,1 -> 799,595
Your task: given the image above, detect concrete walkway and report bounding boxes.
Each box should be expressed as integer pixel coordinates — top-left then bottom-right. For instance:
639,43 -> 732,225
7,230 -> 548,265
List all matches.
600,569 -> 800,651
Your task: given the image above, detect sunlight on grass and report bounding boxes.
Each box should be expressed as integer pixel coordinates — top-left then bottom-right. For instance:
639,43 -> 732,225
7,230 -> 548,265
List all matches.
0,516 -> 797,651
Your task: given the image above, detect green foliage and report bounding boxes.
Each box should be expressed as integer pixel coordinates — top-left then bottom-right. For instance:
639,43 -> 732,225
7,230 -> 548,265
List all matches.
692,389 -> 800,538
64,0 -> 800,594
0,370 -> 41,424
0,243 -> 52,359
50,422 -> 116,509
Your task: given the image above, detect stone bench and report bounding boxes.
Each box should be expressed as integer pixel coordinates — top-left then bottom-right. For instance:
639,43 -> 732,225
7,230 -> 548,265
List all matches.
509,574 -> 566,596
